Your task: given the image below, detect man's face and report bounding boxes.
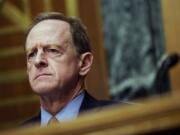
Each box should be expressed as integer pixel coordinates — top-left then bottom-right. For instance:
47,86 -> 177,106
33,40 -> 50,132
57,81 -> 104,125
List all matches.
26,20 -> 81,96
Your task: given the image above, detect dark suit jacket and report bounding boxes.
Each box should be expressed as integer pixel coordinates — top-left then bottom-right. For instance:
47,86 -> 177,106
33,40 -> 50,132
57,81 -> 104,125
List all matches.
21,91 -> 118,126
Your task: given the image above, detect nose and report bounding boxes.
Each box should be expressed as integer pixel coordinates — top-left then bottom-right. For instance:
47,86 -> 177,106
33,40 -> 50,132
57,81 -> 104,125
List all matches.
34,50 -> 48,68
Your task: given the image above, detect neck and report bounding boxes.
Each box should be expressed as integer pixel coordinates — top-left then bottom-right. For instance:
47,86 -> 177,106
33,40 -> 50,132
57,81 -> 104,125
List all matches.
40,80 -> 84,115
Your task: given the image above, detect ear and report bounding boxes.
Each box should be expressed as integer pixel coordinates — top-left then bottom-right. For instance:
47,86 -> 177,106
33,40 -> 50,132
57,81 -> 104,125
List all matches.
79,52 -> 93,76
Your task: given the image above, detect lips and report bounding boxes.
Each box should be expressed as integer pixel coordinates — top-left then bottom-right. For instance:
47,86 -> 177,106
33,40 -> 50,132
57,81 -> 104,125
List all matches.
34,73 -> 52,80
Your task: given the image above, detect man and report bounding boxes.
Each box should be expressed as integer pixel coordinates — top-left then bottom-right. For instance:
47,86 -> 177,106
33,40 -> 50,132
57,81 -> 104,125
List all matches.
23,12 -> 118,126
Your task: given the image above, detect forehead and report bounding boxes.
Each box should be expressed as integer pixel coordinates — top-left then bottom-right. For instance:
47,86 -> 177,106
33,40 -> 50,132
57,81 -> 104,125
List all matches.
25,19 -> 71,51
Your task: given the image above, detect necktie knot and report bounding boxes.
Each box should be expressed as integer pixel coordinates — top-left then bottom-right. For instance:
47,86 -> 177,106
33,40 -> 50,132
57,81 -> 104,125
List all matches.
48,116 -> 59,125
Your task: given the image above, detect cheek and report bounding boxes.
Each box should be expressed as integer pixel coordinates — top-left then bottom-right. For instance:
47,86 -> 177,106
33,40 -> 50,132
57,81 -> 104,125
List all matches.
54,61 -> 78,77
53,63 -> 68,76
49,55 -> 80,77
27,65 -> 34,81
27,62 -> 32,74
28,71 -> 33,84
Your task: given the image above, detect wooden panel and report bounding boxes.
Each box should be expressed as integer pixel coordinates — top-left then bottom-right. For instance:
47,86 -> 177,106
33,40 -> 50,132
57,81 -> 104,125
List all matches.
1,92 -> 180,135
0,55 -> 26,71
51,0 -> 66,15
78,0 -> 110,100
161,0 -> 180,94
30,0 -> 46,18
0,102 -> 39,130
0,0 -> 110,130
0,101 -> 39,123
0,0 -> 66,129
0,80 -> 32,99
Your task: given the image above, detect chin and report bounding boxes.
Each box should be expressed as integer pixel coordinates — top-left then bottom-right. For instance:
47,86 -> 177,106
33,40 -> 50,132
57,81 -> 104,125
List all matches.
31,83 -> 58,96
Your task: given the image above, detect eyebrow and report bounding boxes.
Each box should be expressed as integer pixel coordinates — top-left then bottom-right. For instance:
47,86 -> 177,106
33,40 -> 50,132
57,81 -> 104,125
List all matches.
26,47 -> 36,55
26,43 -> 69,54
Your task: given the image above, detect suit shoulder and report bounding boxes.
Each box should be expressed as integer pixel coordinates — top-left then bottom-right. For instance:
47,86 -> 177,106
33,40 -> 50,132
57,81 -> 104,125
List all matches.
20,113 -> 40,127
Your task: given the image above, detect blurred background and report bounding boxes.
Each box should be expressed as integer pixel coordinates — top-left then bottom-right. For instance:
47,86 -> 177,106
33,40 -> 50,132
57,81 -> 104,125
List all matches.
0,0 -> 179,130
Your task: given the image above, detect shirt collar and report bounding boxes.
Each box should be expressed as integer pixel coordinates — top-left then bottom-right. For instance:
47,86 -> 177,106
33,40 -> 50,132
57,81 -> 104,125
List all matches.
41,92 -> 85,126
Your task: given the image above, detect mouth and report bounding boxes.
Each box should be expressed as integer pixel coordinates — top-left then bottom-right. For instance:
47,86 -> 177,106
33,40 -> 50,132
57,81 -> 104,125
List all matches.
34,73 -> 52,80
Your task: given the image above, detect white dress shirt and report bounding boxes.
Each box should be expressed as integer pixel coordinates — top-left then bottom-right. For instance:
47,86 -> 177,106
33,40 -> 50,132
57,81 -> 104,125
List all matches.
41,92 -> 85,126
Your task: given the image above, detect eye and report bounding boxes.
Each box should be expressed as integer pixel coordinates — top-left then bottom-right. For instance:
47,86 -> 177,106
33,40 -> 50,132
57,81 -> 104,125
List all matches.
47,48 -> 59,53
46,48 -> 62,56
27,51 -> 36,59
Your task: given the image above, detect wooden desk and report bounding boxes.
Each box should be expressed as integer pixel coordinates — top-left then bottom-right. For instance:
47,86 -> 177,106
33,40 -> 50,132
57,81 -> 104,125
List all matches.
1,93 -> 180,135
